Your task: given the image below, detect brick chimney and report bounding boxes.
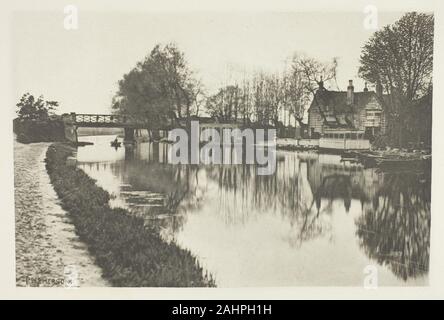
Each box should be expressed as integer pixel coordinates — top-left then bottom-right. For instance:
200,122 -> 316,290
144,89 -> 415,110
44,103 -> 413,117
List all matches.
346,80 -> 354,105
318,77 -> 324,91
376,82 -> 383,97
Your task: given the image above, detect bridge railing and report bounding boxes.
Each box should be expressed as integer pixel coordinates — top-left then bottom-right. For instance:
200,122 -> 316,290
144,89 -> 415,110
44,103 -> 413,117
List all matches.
70,113 -> 277,129
74,114 -> 158,126
72,113 -> 181,129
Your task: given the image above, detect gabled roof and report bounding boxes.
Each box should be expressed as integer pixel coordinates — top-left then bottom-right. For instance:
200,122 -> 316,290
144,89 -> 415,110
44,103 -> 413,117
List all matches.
309,89 -> 383,114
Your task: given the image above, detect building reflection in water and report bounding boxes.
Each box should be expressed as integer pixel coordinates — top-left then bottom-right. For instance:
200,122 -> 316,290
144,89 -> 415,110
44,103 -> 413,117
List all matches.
355,170 -> 431,281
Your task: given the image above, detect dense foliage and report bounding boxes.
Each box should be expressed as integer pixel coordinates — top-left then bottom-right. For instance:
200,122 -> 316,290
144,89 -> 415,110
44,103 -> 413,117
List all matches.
112,44 -> 202,119
359,12 -> 434,147
14,93 -> 63,143
16,93 -> 58,120
13,118 -> 65,143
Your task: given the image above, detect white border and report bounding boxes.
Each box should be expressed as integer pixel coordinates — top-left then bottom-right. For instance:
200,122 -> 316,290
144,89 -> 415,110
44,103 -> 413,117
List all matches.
1,0 -> 442,299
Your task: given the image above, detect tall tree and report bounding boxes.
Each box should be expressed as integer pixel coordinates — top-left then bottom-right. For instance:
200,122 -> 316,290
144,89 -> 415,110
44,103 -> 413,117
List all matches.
16,93 -> 58,120
292,55 -> 338,96
113,43 -> 202,120
263,73 -> 286,127
359,12 -> 434,146
283,66 -> 310,126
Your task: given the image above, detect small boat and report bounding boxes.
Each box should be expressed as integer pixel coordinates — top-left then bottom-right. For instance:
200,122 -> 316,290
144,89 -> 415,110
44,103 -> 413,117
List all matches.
376,157 -> 431,171
76,141 -> 94,147
110,140 -> 121,148
341,151 -> 359,162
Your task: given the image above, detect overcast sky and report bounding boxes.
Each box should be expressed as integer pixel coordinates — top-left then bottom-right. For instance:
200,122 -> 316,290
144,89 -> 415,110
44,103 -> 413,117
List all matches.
12,11 -> 406,114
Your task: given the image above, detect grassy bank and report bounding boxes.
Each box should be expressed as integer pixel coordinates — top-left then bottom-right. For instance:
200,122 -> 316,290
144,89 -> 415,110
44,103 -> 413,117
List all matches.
45,143 -> 215,287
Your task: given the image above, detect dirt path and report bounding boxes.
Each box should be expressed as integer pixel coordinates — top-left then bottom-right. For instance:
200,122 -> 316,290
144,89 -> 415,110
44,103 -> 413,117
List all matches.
14,141 -> 108,287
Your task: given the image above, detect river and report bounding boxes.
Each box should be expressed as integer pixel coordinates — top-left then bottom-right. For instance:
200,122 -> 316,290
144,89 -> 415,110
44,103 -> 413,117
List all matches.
76,135 -> 431,287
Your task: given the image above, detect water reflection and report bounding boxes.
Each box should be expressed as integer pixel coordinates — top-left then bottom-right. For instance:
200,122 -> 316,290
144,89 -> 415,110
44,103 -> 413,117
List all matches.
356,171 -> 431,281
77,136 -> 431,286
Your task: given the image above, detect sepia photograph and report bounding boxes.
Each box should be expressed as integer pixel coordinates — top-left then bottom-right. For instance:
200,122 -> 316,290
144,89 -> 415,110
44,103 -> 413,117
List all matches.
2,0 -> 441,301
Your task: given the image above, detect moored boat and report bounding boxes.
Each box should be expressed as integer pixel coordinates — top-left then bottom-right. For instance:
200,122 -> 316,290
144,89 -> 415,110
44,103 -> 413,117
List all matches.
375,156 -> 431,171
319,130 -> 370,151
342,149 -> 431,171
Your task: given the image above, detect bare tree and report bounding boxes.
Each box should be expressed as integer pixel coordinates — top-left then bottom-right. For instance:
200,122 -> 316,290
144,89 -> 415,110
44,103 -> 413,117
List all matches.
205,54 -> 338,129
289,54 -> 339,128
205,85 -> 242,122
264,73 -> 287,127
283,67 -> 310,126
292,54 -> 338,95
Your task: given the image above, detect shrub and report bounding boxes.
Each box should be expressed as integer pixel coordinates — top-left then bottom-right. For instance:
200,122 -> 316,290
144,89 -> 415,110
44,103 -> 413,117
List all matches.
372,134 -> 389,150
14,118 -> 66,143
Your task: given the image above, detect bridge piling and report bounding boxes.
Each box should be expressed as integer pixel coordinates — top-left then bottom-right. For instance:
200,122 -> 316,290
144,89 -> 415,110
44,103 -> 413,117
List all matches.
124,128 -> 135,144
62,112 -> 78,144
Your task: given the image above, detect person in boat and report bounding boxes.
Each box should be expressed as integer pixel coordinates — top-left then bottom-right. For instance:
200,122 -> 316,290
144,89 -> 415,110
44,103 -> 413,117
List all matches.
114,137 -> 118,144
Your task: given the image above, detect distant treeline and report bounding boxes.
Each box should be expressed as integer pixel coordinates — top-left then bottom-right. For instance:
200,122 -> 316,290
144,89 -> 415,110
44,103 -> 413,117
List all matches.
77,127 -> 124,136
14,93 -> 65,144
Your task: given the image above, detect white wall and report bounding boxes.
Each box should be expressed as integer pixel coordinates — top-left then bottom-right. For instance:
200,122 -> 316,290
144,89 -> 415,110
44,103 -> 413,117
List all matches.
319,138 -> 370,150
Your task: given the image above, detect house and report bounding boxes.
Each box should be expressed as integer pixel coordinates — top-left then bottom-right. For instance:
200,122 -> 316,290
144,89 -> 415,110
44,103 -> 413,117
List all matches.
308,80 -> 387,139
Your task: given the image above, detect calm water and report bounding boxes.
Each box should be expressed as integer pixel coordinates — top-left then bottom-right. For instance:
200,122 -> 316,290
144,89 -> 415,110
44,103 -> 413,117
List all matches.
76,135 -> 431,287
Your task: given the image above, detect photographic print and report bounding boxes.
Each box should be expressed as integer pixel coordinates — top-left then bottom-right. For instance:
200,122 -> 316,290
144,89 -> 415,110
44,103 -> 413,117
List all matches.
10,3 -> 433,290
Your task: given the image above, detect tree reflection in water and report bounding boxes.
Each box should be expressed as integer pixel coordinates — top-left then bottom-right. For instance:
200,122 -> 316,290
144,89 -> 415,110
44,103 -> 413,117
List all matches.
200,154 -> 431,281
302,156 -> 430,281
82,143 -> 431,282
191,155 -> 335,246
355,169 -> 431,281
104,159 -> 207,239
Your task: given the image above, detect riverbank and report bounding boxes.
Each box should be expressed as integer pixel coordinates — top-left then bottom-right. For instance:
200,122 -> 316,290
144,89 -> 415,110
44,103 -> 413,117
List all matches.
45,143 -> 215,287
14,141 -> 107,287
276,138 -> 431,161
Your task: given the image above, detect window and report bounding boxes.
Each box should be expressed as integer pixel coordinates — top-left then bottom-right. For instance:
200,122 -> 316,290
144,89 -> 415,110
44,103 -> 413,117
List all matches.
345,133 -> 351,139
351,133 -> 357,139
366,110 -> 381,126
